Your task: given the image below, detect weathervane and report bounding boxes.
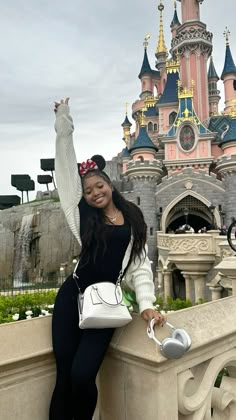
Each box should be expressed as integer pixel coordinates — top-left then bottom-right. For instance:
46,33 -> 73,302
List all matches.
223,27 -> 230,45
143,34 -> 151,49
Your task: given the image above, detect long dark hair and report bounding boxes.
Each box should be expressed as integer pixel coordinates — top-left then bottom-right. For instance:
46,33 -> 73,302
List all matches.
79,170 -> 147,267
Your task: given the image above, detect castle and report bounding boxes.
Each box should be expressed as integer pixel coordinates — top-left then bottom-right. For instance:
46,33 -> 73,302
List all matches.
104,0 -> 236,290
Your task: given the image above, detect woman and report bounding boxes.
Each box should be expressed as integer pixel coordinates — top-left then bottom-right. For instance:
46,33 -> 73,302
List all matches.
49,98 -> 165,420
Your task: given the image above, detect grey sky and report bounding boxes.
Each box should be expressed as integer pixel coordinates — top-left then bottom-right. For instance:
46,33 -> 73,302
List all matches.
0,0 -> 235,199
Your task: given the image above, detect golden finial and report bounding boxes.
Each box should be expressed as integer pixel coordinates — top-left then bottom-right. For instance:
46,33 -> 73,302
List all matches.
166,56 -> 180,74
124,102 -> 130,115
224,27 -> 230,46
138,107 -> 147,127
156,1 -> 168,55
174,0 -> 177,9
143,34 -> 151,50
178,80 -> 195,99
144,95 -> 156,108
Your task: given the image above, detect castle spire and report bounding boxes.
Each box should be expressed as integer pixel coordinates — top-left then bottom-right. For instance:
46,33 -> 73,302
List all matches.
138,35 -> 152,79
155,1 -> 168,71
171,0 -> 180,28
221,28 -> 236,79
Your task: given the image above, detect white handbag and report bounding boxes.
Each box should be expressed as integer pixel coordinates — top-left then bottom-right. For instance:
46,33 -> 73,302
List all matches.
73,269 -> 132,329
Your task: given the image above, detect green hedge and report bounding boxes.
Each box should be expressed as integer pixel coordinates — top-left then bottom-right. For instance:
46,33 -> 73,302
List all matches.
0,291 -> 57,324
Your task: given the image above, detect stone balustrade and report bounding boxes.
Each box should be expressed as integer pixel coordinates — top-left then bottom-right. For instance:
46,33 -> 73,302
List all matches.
1,298 -> 236,419
157,232 -> 234,302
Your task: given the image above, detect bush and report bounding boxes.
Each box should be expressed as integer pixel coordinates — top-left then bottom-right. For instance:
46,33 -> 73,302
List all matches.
0,291 -> 57,324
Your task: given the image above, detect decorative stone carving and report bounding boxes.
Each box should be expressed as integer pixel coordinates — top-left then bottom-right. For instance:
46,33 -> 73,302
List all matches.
178,349 -> 236,419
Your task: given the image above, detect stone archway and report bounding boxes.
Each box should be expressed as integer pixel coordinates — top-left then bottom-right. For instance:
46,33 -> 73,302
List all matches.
161,191 -> 221,233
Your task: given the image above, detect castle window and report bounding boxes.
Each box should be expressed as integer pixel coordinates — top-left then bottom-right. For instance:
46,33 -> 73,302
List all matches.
148,122 -> 153,132
169,111 -> 177,126
137,156 -> 144,162
137,197 -> 140,205
154,123 -> 158,131
150,227 -> 154,236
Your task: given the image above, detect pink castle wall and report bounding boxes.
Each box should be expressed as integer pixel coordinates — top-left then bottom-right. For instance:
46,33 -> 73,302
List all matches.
223,75 -> 236,111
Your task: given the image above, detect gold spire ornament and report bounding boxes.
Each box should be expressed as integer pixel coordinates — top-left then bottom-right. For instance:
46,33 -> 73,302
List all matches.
156,1 -> 168,55
143,34 -> 151,50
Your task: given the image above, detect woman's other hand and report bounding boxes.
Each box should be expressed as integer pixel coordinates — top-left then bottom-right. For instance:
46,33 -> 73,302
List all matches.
141,308 -> 166,329
54,97 -> 70,112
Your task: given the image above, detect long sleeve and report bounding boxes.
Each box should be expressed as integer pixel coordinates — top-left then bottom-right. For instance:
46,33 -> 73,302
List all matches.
123,243 -> 156,313
54,104 -> 82,246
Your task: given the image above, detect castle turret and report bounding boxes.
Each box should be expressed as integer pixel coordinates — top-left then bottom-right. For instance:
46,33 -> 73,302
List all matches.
216,113 -> 236,227
124,112 -> 162,270
155,1 -> 168,72
139,36 -> 154,100
172,0 -> 212,121
221,29 -> 236,113
170,1 -> 181,39
208,56 -> 221,116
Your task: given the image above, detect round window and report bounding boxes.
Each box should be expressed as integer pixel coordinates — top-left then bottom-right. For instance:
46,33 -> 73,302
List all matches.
179,125 -> 195,151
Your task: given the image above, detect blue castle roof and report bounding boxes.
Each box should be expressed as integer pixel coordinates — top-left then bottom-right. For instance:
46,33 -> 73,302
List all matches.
129,126 -> 157,152
121,147 -> 131,158
208,57 -> 219,80
158,72 -> 179,104
139,49 -> 152,79
219,118 -> 236,146
171,9 -> 180,27
145,106 -> 159,117
121,115 -> 132,127
221,45 -> 236,79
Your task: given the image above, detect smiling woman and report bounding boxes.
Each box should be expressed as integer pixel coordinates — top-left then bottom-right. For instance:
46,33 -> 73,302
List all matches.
49,98 -> 165,420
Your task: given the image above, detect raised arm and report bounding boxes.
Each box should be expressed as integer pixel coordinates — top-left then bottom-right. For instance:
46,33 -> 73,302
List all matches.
54,99 -> 82,245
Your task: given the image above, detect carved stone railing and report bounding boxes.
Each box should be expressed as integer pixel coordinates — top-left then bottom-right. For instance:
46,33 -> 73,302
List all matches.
1,299 -> 236,419
99,297 -> 236,420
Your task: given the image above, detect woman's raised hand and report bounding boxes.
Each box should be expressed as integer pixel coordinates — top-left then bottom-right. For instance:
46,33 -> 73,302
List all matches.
54,97 -> 70,112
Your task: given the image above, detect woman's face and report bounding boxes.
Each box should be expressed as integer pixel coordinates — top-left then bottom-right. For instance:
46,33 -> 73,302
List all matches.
83,175 -> 113,209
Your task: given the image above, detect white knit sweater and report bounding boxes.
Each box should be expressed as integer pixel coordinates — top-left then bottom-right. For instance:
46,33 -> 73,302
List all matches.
55,104 -> 156,313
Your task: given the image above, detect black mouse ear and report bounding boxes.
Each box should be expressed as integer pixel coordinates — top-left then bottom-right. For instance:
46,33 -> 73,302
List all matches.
91,155 -> 106,171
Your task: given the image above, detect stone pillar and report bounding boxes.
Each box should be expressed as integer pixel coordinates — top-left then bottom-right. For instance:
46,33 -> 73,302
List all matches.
209,286 -> 223,301
231,277 -> 236,296
163,271 -> 173,301
155,269 -> 164,296
182,272 -> 194,302
191,272 -> 207,302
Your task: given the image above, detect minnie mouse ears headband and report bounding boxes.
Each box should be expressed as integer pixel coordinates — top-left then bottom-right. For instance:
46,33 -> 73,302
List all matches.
78,155 -> 106,177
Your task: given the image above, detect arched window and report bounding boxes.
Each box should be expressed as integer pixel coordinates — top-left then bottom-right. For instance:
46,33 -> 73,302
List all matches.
137,156 -> 144,162
148,122 -> 153,132
153,123 -> 158,131
169,111 -> 177,126
137,197 -> 140,205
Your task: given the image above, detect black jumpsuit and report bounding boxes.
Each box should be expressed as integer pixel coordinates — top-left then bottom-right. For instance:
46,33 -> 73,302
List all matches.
49,220 -> 131,420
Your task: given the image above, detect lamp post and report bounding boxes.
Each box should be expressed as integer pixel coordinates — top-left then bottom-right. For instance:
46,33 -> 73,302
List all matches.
209,204 -> 216,229
183,208 -> 189,225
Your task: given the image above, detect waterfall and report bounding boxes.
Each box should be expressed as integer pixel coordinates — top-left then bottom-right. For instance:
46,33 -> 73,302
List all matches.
13,214 -> 34,287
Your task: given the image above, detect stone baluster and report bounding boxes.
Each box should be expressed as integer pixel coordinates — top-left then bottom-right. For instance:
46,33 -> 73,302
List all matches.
190,272 -> 207,302
163,270 -> 173,301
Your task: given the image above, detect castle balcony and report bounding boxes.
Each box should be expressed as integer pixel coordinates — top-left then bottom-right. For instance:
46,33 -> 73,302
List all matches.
157,231 -> 235,303
132,99 -> 145,115
1,299 -> 236,419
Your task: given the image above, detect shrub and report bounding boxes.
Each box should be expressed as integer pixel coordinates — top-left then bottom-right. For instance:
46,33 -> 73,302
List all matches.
0,291 -> 57,324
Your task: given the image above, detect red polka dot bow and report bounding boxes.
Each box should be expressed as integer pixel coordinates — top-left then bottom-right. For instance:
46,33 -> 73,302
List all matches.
79,159 -> 98,176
